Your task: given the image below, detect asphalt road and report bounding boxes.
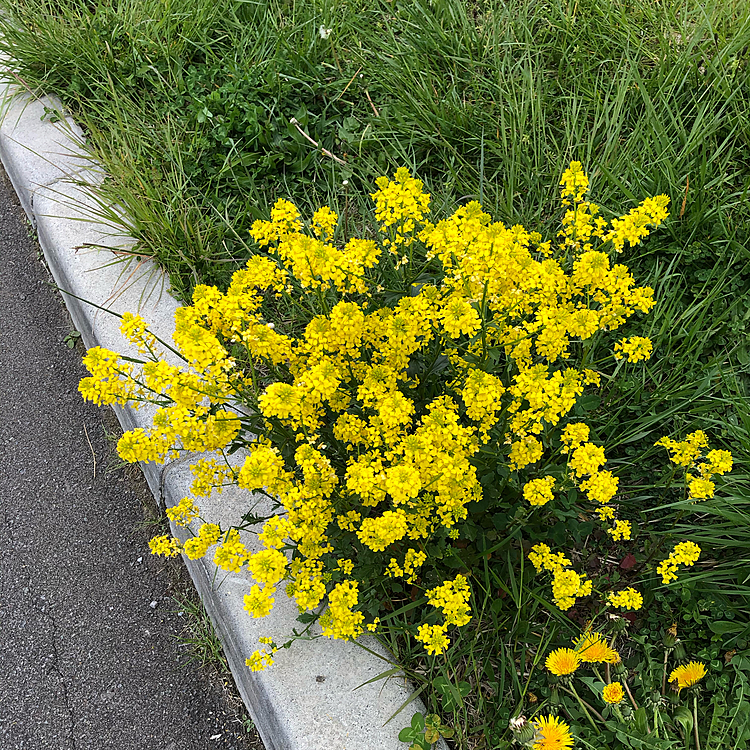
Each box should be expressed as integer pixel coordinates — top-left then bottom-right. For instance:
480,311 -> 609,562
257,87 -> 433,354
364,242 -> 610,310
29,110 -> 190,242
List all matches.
0,165 -> 261,750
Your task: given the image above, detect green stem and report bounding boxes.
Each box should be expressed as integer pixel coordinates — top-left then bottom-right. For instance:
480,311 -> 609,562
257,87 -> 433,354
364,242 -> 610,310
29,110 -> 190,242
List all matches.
693,694 -> 701,750
569,683 -> 601,734
561,685 -> 605,723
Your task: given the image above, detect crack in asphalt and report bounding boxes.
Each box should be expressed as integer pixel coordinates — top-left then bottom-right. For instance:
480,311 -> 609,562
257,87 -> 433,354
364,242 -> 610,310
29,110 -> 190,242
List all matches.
29,589 -> 77,750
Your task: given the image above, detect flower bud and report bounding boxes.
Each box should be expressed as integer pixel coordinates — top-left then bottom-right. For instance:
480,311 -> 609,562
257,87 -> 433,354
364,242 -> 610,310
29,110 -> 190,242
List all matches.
663,623 -> 678,649
509,716 -> 536,745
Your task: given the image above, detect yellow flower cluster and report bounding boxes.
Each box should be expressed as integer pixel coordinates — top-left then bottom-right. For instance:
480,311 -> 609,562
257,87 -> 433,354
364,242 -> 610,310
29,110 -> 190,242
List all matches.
120,312 -> 157,355
559,199 -> 607,254
319,580 -> 365,640
80,163 -> 676,663
604,195 -> 671,253
252,200 -> 380,294
655,430 -> 709,467
427,574 -> 472,627
559,161 -> 590,204
657,541 -> 701,584
523,476 -> 556,507
607,519 -> 632,542
190,457 -> 236,498
214,529 -> 250,573
415,623 -> 451,656
656,431 -> 733,501
385,548 -> 427,583
246,646 -> 277,672
166,497 -> 200,526
244,584 -> 276,618
148,534 -> 182,558
247,548 -> 288,586
183,523 -> 221,560
607,587 -> 643,611
528,543 -> 592,610
371,166 -> 430,249
614,335 -> 653,363
79,347 -> 139,406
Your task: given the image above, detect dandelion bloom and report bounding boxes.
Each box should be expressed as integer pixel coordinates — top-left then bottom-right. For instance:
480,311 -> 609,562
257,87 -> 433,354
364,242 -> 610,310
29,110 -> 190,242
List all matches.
670,661 -> 706,691
545,648 -> 581,676
532,715 -> 574,750
573,632 -> 619,663
602,682 -> 625,704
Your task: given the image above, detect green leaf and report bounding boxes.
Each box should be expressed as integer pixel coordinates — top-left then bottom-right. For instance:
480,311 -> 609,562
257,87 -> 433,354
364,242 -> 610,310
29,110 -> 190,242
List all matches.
673,705 -> 694,734
399,727 -> 416,742
709,620 -> 742,635
633,706 -> 649,735
578,394 -> 602,412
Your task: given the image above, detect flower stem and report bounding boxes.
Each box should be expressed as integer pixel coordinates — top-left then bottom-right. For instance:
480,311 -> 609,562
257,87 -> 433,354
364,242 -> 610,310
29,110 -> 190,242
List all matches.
693,694 -> 701,750
622,678 -> 639,711
560,686 -> 606,722
568,683 -> 601,734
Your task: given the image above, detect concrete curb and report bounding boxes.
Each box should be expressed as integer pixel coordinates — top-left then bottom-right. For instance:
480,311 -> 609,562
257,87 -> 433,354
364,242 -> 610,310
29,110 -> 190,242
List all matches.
0,81 -> 440,750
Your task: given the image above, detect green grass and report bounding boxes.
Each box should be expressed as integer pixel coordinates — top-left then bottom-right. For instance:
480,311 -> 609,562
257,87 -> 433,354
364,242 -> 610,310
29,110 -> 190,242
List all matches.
3,0 -> 750,300
3,0 -> 749,747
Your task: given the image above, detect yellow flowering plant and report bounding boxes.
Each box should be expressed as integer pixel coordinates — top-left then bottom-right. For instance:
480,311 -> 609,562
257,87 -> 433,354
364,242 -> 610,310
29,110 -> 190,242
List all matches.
79,162 -> 705,674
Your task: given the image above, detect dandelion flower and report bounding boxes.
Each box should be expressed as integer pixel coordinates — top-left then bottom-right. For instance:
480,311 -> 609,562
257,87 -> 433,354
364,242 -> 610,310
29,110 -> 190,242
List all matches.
573,632 -> 619,663
669,661 -> 706,691
532,715 -> 574,750
545,648 -> 581,676
602,682 -> 625,704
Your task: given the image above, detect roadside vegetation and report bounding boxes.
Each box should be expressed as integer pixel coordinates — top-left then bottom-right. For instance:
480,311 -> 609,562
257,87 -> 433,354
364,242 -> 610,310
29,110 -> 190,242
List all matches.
3,1 -> 749,748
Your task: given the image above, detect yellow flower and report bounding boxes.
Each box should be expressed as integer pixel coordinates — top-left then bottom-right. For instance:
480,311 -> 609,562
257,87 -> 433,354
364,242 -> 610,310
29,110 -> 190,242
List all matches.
596,506 -> 615,521
608,588 -> 643,611
243,585 -> 276,618
657,541 -> 701,584
166,497 -> 200,526
706,449 -> 733,475
669,661 -> 706,691
523,476 -> 556,507
214,528 -> 250,573
148,534 -> 182,558
545,648 -> 581,676
569,442 -> 606,478
602,682 -> 625,704
427,575 -> 472,627
560,422 -> 590,452
607,519 -> 632,542
687,475 -> 715,500
532,715 -> 574,750
655,431 -> 709,467
604,194 -> 670,252
415,623 -> 450,655
614,336 -> 653,363
573,632 -> 619,663
245,647 -> 277,672
559,161 -> 589,204
580,470 -> 619,504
